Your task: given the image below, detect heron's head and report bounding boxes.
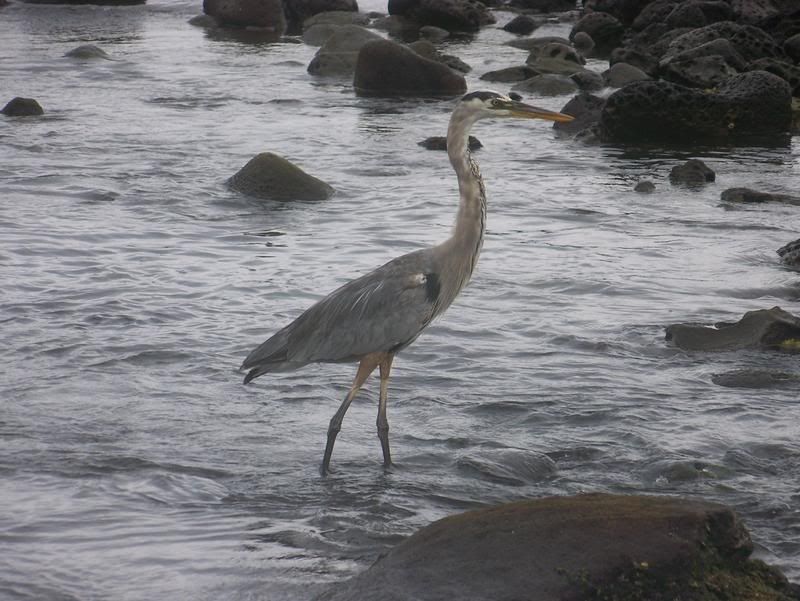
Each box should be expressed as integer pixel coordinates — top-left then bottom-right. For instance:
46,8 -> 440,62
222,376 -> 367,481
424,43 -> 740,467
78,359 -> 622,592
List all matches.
458,90 -> 574,123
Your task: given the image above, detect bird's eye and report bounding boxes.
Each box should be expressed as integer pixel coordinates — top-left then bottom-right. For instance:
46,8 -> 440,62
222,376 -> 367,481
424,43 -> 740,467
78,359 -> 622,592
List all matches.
491,99 -> 502,107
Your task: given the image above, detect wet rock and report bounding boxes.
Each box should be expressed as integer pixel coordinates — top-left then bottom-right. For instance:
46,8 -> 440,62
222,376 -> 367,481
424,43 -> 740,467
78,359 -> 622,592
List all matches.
610,47 -> 659,75
508,0 -> 575,11
583,0 -> 650,25
746,58 -> 800,95
409,40 -> 471,73
634,180 -> 656,192
777,238 -> 800,268
283,0 -> 358,33
720,187 -> 800,205
644,458 -> 731,483
302,23 -> 339,45
669,159 -> 715,185
503,14 -> 538,35
303,9 -> 369,29
456,449 -> 557,485
370,14 -> 420,37
203,0 -> 286,31
308,25 -> 383,75
387,0 -> 495,32
784,33 -> 800,63
526,42 -> 587,75
228,152 -> 334,201
507,35 -> 571,51
1,97 -> 44,116
479,65 -> 539,82
572,31 -> 595,56
353,39 -> 467,96
419,135 -> 482,151
603,61 -> 650,87
570,11 -> 625,58
712,369 -> 800,389
661,54 -> 740,88
316,493 -> 798,601
554,93 -> 606,135
512,73 -> 578,95
598,71 -> 792,143
570,69 -> 605,91
663,21 -> 786,64
665,306 -> 800,352
64,44 -> 112,60
419,24 -> 449,41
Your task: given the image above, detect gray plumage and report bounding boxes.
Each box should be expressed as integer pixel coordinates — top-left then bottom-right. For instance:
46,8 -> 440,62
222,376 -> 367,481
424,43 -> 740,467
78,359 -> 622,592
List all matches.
240,91 -> 573,475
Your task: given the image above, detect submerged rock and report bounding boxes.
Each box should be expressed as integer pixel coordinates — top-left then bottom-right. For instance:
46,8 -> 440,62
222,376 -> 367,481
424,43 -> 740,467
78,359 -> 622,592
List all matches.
721,187 -> 800,205
479,65 -> 539,83
316,493 -> 798,601
669,158 -> 715,185
64,44 -> 112,60
634,180 -> 656,192
203,0 -> 286,31
228,152 -> 334,201
353,39 -> 466,97
712,369 -> 800,389
418,135 -> 482,151
665,307 -> 800,352
1,97 -> 44,116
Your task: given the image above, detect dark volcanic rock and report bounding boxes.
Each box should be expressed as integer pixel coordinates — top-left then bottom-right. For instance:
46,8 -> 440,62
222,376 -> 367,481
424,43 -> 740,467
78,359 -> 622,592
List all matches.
316,493 -> 797,601
307,25 -> 383,75
746,58 -> 800,95
503,14 -> 538,35
513,73 -> 578,95
584,0 -> 652,25
419,135 -> 482,150
663,21 -> 786,63
784,32 -> 800,62
634,180 -> 656,192
388,0 -> 494,32
508,0 -> 575,11
610,47 -> 659,75
720,187 -> 800,205
554,92 -> 606,135
666,306 -> 800,352
409,40 -> 471,73
203,0 -> 286,31
660,54 -> 739,88
598,70 -> 792,142
228,152 -> 334,201
1,97 -> 44,116
669,158 -> 715,185
572,31 -> 595,56
570,11 -> 625,58
570,69 -> 605,91
603,61 -> 650,86
777,238 -> 800,268
283,0 -> 358,33
353,39 -> 467,96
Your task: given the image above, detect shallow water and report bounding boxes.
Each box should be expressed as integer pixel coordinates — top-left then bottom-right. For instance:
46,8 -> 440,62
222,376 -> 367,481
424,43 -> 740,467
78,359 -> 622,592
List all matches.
1,1 -> 799,599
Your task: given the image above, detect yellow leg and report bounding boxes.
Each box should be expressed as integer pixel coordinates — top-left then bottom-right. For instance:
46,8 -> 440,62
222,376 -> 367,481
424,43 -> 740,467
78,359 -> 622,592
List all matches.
377,354 -> 395,468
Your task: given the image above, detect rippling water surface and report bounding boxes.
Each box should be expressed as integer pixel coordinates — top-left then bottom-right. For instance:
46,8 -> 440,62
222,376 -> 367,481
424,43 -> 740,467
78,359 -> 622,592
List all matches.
2,1 -> 800,599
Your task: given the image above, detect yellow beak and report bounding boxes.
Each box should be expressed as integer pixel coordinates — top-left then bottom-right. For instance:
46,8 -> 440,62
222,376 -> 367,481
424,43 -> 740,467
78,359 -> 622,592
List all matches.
506,100 -> 574,123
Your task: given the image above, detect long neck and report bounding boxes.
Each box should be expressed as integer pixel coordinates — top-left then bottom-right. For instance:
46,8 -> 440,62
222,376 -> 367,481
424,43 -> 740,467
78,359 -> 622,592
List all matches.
439,107 -> 486,298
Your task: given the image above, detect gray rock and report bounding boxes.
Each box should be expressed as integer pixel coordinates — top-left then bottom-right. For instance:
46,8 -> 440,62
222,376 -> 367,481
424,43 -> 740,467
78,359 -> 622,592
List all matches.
307,25 -> 383,76
746,58 -> 800,96
508,0 -> 575,11
418,135 -> 482,150
570,69 -> 604,91
660,37 -> 748,71
712,369 -> 800,389
785,32 -> 800,63
665,0 -> 707,29
353,39 -> 467,96
731,0 -> 779,24
302,23 -> 340,46
64,44 -> 112,60
512,73 -> 578,95
720,187 -> 800,205
669,158 -> 715,185
284,0 -> 358,33
583,0 -> 649,25
303,9 -> 369,29
661,54 -> 739,88
665,306 -> 800,352
553,92 -> 605,135
634,180 -> 655,192
370,14 -> 419,37
569,11 -> 625,58
610,47 -> 659,75
203,0 -> 286,31
228,152 -> 334,201
387,0 -> 495,32
663,21 -> 786,64
479,65 -> 539,82
602,61 -> 650,87
409,40 -> 470,73
777,238 -> 800,268
315,493 -> 795,601
632,0 -> 678,31
507,35 -> 571,51
572,30 -> 594,56
1,97 -> 44,116
419,24 -> 449,41
527,42 -> 586,75
502,14 -> 538,35
598,71 -> 792,142
456,449 -> 556,485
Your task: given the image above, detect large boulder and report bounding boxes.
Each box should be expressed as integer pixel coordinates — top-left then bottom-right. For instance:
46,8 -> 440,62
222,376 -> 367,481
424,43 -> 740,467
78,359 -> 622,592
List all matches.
316,493 -> 798,601
569,12 -> 625,58
283,0 -> 358,33
669,158 -> 715,185
307,25 -> 383,75
353,39 -> 466,96
503,15 -> 539,35
660,54 -> 740,87
598,70 -> 792,142
746,58 -> 800,95
228,152 -> 334,201
666,307 -> 800,352
662,21 -> 786,63
203,0 -> 286,31
387,0 -> 494,32
1,97 -> 44,116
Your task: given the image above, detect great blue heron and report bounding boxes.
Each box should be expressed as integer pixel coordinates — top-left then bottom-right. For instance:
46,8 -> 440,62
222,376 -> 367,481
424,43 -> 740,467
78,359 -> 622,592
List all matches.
241,91 -> 573,475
